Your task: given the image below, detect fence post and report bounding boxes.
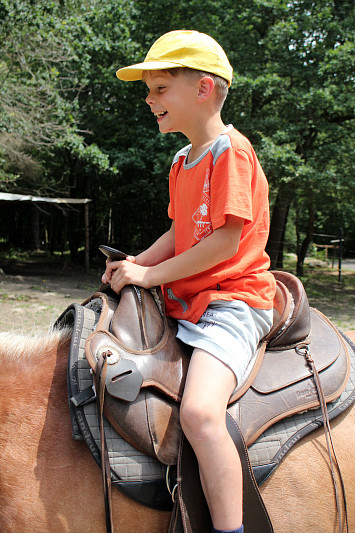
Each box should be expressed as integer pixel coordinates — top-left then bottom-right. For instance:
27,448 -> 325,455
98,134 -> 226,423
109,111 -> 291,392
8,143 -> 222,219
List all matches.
338,228 -> 343,282
85,202 -> 90,274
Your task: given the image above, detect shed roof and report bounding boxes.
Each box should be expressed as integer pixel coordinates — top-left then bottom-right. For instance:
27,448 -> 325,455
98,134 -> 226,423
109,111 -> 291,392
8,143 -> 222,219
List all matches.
0,192 -> 91,204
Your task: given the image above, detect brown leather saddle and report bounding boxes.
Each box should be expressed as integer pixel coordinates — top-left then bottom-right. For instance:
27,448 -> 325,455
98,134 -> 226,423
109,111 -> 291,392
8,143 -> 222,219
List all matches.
85,271 -> 351,466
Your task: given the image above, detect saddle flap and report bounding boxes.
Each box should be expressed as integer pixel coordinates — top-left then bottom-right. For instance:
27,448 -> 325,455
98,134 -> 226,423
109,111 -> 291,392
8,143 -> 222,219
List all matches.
253,309 -> 345,394
104,390 -> 181,465
230,308 -> 351,446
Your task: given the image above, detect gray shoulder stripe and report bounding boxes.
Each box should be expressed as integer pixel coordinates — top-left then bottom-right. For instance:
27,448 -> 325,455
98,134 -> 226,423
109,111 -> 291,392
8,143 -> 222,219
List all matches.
171,144 -> 191,166
211,135 -> 232,166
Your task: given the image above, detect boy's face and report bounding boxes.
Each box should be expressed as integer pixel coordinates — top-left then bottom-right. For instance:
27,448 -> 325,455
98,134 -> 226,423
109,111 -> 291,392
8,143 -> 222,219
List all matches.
144,70 -> 200,136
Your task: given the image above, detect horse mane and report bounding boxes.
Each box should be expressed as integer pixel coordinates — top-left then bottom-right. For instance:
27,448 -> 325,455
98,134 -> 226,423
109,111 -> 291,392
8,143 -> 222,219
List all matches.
0,326 -> 72,362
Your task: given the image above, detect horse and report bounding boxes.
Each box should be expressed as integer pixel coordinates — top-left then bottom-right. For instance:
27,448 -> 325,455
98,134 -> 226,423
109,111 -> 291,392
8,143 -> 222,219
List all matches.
0,327 -> 354,533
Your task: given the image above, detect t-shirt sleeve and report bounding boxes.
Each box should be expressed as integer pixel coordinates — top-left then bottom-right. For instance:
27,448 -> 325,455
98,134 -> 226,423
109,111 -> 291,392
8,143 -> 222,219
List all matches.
210,148 -> 253,229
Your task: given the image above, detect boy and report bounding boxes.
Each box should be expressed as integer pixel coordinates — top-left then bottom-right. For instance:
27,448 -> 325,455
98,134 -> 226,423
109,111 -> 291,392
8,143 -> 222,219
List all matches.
102,30 -> 276,533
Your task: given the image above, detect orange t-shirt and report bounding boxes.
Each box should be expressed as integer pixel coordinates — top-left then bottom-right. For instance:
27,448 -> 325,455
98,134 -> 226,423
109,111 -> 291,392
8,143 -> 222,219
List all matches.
163,125 -> 276,323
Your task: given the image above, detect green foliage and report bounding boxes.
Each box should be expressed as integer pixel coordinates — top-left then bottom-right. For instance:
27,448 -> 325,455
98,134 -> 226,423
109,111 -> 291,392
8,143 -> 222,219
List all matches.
0,0 -> 354,259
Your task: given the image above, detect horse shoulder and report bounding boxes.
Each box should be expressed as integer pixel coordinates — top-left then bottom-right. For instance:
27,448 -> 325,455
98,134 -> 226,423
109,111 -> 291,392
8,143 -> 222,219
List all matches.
260,403 -> 355,532
0,333 -> 170,533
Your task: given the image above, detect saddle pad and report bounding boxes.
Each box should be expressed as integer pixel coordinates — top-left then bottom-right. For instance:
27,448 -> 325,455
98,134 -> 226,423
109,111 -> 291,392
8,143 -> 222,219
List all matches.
58,301 -> 170,511
60,301 -> 355,511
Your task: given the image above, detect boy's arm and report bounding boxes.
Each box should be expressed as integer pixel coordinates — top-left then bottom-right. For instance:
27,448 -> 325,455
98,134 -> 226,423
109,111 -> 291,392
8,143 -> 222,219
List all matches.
107,215 -> 244,294
102,222 -> 175,284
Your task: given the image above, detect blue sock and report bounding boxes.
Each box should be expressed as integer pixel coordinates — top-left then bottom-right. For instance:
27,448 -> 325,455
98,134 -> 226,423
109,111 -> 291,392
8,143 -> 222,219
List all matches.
211,526 -> 243,533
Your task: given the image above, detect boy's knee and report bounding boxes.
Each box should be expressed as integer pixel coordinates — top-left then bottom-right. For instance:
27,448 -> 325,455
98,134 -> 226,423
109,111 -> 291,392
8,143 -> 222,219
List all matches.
180,399 -> 222,442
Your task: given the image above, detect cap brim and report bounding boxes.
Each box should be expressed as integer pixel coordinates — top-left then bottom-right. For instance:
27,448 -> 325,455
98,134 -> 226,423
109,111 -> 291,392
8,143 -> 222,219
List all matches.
116,61 -> 184,81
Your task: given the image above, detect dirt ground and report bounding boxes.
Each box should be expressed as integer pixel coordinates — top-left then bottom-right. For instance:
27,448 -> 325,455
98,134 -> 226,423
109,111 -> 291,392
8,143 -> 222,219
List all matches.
0,262 -> 101,334
0,259 -> 354,336
303,272 -> 355,332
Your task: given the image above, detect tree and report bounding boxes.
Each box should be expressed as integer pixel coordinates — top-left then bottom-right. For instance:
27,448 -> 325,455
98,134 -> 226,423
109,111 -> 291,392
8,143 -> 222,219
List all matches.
246,0 -> 355,273
0,0 -> 353,268
0,2 -> 75,184
0,0 -> 120,255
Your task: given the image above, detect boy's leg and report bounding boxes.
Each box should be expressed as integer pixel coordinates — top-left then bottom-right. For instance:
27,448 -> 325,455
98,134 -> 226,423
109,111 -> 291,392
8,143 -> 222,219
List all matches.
180,348 -> 243,530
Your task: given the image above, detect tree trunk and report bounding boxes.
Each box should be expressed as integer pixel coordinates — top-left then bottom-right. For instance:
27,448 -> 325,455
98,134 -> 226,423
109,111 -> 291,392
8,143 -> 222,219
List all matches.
296,193 -> 315,276
266,181 -> 295,269
276,203 -> 290,268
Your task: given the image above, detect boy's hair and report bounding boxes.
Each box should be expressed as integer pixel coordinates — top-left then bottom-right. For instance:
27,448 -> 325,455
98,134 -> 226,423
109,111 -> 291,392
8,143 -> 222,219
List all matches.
164,67 -> 229,111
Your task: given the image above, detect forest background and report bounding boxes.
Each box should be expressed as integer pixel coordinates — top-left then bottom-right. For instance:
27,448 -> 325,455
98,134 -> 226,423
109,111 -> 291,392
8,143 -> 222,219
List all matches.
0,0 -> 354,276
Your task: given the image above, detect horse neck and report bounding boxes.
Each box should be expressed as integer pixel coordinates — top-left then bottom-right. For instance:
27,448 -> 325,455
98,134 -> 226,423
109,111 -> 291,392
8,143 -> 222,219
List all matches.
0,330 -> 71,393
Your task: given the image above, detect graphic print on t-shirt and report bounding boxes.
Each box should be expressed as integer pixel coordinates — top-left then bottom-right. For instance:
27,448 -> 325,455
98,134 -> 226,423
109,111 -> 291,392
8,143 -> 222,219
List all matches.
192,169 -> 212,243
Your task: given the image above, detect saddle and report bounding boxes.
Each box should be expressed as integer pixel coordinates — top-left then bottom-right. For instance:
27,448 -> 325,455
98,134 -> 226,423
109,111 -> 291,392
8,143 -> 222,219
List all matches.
83,271 -> 350,465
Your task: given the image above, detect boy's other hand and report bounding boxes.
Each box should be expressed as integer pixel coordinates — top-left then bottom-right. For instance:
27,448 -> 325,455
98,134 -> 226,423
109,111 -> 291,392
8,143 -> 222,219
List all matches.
101,255 -> 136,284
102,256 -> 152,293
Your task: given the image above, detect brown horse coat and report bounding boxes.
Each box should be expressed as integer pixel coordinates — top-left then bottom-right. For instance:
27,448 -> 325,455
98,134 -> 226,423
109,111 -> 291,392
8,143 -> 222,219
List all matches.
0,329 -> 354,532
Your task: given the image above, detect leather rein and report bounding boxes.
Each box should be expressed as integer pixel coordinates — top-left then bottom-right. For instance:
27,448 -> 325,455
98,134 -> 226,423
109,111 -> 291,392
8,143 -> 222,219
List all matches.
298,343 -> 349,533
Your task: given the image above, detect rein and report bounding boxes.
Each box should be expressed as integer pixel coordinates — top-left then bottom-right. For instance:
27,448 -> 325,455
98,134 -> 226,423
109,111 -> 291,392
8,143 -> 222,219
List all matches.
298,344 -> 349,533
94,351 -> 114,533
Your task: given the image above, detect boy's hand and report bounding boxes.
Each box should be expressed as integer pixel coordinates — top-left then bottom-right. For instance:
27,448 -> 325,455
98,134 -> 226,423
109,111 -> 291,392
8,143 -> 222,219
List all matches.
101,255 -> 136,284
102,256 -> 152,293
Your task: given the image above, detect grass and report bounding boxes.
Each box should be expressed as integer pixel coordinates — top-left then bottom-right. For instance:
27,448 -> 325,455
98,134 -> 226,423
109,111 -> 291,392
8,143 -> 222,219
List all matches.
0,291 -> 37,302
282,256 -> 355,331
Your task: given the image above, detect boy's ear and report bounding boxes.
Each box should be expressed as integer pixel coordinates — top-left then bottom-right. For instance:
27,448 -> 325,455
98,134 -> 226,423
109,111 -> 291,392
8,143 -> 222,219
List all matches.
197,76 -> 215,101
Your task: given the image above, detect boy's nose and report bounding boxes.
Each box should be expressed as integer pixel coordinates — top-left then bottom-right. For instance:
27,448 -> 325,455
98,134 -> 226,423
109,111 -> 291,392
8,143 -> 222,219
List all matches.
146,92 -> 154,106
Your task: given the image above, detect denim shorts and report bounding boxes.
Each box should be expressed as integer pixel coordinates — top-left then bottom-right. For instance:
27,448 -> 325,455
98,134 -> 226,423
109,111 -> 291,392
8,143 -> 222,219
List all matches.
176,300 -> 273,384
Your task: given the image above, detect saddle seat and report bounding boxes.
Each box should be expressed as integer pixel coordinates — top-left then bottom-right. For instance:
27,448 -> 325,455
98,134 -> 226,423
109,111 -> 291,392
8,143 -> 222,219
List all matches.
84,271 -> 351,465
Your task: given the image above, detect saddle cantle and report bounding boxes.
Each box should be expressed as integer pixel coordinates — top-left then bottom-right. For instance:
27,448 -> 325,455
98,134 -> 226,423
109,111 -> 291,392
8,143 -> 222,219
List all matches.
83,271 -> 351,466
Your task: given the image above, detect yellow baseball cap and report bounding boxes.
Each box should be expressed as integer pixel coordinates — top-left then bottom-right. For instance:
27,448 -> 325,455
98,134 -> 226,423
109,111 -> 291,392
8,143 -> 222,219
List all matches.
116,30 -> 233,87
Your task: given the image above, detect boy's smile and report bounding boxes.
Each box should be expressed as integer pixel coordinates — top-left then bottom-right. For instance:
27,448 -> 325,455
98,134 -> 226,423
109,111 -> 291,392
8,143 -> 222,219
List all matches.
155,110 -> 168,123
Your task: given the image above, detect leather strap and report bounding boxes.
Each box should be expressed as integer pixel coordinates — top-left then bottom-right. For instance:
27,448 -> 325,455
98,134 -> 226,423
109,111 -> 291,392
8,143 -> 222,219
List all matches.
226,413 -> 274,533
94,352 -> 114,533
298,344 -> 349,533
168,497 -> 184,533
177,435 -> 211,533
174,418 -> 274,533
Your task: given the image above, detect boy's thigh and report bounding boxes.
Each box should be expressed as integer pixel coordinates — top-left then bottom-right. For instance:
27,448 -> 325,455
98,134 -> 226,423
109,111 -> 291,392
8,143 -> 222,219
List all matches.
177,301 -> 273,386
182,348 -> 237,413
